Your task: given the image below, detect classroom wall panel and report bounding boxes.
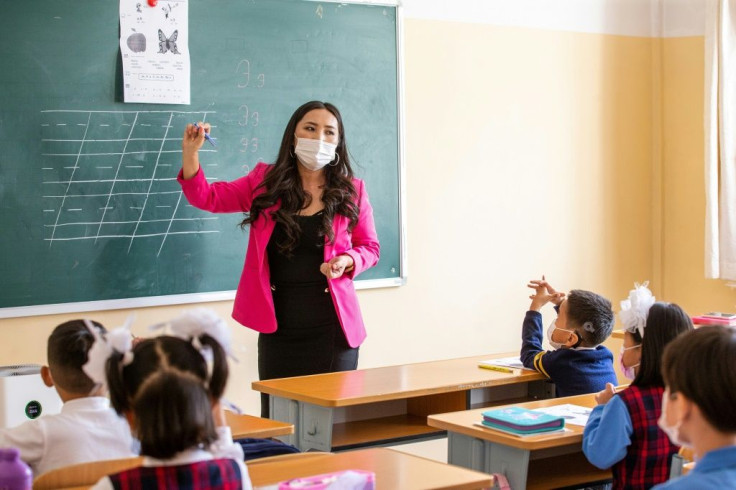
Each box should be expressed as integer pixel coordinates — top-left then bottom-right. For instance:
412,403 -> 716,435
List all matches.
354,19 -> 655,371
660,36 -> 736,311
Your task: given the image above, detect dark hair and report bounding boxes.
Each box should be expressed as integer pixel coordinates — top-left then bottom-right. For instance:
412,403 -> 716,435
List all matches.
241,101 -> 359,255
106,335 -> 229,459
631,302 -> 693,387
662,325 -> 736,433
47,319 -> 106,394
566,290 -> 615,346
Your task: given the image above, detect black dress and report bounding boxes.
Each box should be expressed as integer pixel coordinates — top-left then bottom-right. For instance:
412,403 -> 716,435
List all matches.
258,211 -> 359,417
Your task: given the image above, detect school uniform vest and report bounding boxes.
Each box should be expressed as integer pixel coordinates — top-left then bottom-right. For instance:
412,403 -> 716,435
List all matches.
108,459 -> 242,490
612,385 -> 678,489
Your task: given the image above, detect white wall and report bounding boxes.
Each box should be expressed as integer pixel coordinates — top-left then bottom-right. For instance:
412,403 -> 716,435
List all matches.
402,0 -> 659,36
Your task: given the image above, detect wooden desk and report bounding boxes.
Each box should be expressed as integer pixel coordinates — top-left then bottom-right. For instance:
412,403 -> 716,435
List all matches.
248,447 -> 493,490
252,353 -> 550,451
428,393 -> 611,490
225,412 -> 294,439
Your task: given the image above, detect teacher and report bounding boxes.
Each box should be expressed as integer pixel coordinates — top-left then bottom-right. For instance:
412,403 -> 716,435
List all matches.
178,101 -> 380,417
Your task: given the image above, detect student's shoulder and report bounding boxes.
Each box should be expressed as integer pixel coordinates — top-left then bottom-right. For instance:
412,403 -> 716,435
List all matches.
0,416 -> 46,445
591,345 -> 614,361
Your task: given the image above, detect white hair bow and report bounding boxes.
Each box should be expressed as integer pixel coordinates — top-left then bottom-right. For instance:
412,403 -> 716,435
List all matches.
82,316 -> 135,392
619,281 -> 656,338
149,308 -> 237,362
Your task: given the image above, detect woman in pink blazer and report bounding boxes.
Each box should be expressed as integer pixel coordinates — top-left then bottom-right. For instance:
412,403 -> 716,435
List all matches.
179,101 -> 380,417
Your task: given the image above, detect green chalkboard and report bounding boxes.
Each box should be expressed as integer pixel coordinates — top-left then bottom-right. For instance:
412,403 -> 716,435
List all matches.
0,0 -> 403,316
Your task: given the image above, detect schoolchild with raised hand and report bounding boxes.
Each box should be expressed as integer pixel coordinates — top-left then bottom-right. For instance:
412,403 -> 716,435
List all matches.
520,276 -> 617,397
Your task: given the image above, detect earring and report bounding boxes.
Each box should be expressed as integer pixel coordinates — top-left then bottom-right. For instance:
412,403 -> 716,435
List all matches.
289,147 -> 295,158
328,154 -> 340,167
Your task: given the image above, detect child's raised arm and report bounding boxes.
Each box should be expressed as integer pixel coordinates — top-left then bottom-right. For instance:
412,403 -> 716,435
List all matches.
527,276 -> 566,311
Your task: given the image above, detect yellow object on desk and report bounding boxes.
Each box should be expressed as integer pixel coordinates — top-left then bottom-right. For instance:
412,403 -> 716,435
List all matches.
478,364 -> 515,374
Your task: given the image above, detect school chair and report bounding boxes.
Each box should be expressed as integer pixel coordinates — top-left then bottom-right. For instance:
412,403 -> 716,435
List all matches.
669,446 -> 695,479
33,456 -> 144,490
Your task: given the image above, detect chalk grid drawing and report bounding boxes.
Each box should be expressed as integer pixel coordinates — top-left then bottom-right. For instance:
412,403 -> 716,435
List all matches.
41,110 -> 220,256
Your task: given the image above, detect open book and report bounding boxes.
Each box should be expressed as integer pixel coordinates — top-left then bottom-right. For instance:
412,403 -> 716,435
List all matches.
477,356 -> 534,371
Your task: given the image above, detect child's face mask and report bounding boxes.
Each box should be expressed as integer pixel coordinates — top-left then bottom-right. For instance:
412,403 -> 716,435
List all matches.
618,344 -> 641,380
546,320 -> 577,350
657,389 -> 691,448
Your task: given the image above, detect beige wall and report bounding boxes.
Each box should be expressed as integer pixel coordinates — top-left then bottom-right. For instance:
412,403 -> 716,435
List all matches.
660,36 -> 736,312
0,18 -> 659,413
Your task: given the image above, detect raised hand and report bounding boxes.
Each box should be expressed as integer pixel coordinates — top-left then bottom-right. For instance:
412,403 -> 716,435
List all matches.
595,383 -> 617,405
528,275 -> 566,311
181,122 -> 211,179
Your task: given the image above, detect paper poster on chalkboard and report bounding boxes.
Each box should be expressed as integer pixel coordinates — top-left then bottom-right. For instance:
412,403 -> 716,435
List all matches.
119,0 -> 191,104
0,0 -> 405,318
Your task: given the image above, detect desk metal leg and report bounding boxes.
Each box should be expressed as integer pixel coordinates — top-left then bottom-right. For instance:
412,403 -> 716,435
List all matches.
447,433 -> 531,489
298,402 -> 334,451
270,396 -> 299,446
270,397 -> 334,451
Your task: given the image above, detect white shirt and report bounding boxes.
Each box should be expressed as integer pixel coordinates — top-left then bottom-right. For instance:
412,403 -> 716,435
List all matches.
0,396 -> 135,476
91,426 -> 252,490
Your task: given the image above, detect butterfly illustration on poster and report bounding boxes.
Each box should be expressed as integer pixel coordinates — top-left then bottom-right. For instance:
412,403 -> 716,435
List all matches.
119,0 -> 190,104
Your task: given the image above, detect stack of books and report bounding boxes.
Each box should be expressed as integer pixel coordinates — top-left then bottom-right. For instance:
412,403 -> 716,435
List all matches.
691,312 -> 736,326
480,407 -> 565,435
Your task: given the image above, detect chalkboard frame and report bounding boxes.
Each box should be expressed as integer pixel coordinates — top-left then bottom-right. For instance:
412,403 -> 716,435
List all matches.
0,0 -> 407,319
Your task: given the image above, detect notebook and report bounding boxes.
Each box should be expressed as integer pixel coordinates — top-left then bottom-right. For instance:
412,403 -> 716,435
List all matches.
481,406 -> 565,435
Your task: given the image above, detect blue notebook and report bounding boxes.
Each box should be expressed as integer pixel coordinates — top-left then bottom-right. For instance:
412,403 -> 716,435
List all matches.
481,407 -> 565,435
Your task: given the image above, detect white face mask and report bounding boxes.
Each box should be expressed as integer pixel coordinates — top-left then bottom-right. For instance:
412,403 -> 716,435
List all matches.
547,320 -> 576,350
658,390 -> 691,448
294,136 -> 337,171
618,344 -> 641,380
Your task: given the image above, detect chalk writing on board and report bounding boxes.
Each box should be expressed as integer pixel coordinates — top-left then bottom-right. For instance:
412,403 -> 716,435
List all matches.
40,110 -> 221,257
235,59 -> 265,89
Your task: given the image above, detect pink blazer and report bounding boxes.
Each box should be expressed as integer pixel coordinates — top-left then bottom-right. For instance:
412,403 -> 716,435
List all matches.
177,162 -> 380,348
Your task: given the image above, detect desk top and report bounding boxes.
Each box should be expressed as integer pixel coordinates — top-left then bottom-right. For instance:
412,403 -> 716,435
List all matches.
225,412 -> 294,439
251,353 -> 545,407
428,393 -> 598,451
248,447 -> 493,490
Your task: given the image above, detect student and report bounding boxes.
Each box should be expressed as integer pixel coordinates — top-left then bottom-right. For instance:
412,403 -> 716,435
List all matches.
583,288 -> 693,488
615,282 -> 657,382
0,320 -> 135,476
88,310 -> 252,490
521,277 -> 617,397
652,326 -> 736,489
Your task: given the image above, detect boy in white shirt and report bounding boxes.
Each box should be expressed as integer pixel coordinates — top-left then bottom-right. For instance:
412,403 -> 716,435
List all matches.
0,320 -> 135,476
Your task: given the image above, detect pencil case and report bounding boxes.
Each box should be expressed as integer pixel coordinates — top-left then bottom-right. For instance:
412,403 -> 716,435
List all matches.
278,470 -> 375,490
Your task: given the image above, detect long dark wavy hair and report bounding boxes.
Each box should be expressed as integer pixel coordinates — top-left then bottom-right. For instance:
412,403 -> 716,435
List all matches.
631,302 -> 693,388
240,101 -> 359,254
